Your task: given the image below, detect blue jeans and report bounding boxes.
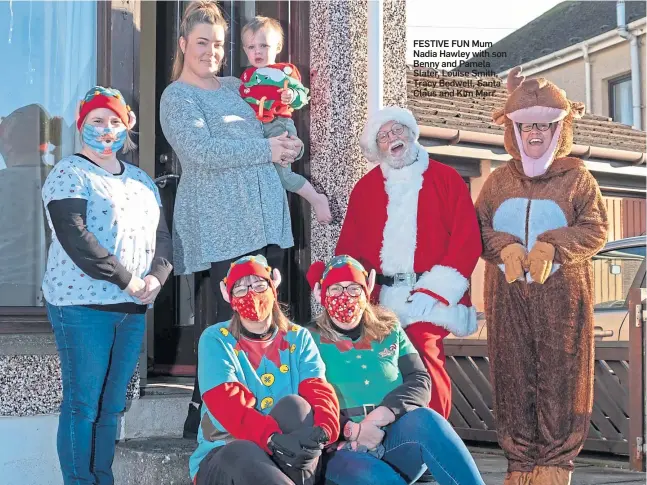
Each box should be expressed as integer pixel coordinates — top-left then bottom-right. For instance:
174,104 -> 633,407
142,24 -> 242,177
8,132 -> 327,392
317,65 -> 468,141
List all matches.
46,303 -> 145,485
324,408 -> 485,485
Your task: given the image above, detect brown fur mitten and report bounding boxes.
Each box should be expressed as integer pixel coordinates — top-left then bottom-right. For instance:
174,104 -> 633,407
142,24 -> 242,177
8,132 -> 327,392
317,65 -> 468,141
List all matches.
500,243 -> 526,283
526,241 -> 555,284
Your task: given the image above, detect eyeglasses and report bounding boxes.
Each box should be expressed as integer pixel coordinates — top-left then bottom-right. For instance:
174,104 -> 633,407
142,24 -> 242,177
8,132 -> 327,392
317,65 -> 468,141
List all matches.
327,283 -> 363,298
376,123 -> 405,144
518,122 -> 553,132
232,280 -> 269,298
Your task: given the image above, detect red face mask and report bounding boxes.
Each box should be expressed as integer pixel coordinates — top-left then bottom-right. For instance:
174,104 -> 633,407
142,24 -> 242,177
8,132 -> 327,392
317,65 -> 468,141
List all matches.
325,292 -> 365,324
231,290 -> 274,321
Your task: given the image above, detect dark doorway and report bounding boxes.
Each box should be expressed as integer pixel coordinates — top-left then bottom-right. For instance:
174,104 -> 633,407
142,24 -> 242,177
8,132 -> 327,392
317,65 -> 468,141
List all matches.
151,0 -> 312,378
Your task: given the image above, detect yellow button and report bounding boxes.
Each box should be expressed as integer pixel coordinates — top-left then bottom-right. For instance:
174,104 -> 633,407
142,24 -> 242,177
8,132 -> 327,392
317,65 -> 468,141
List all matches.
261,397 -> 274,410
279,364 -> 289,373
261,373 -> 275,386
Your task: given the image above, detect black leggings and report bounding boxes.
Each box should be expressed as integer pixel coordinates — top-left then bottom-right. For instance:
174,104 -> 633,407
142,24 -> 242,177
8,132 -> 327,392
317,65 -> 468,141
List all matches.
195,395 -> 321,485
191,244 -> 285,403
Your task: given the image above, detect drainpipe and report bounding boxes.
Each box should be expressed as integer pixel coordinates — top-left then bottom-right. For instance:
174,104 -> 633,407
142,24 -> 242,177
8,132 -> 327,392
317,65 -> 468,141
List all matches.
368,0 -> 384,118
582,43 -> 592,113
617,0 -> 643,130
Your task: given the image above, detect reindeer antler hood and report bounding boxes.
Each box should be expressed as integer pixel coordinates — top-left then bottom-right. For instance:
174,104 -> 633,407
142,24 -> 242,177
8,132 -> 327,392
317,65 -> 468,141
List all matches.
493,67 -> 585,175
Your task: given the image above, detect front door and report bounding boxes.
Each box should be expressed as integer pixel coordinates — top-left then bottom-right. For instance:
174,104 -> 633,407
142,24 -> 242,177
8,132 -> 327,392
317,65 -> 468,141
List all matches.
151,0 -> 312,378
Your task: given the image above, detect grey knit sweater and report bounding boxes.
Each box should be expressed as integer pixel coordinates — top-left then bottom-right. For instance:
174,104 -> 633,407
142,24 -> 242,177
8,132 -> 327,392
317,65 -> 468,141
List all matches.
159,77 -> 294,274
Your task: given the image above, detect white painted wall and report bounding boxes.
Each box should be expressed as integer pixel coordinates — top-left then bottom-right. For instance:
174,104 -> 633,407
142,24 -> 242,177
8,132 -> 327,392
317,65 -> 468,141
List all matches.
0,414 -> 62,485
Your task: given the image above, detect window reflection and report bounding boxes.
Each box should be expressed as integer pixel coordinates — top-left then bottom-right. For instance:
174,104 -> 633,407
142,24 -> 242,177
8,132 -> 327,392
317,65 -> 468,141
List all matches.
0,1 -> 97,306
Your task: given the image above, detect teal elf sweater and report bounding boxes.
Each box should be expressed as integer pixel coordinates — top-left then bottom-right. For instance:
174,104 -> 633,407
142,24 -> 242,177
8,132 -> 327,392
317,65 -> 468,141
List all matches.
190,321 -> 338,479
310,323 -> 430,436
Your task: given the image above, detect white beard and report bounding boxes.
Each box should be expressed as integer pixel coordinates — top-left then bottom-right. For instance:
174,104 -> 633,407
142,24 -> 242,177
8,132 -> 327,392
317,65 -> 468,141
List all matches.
377,135 -> 417,169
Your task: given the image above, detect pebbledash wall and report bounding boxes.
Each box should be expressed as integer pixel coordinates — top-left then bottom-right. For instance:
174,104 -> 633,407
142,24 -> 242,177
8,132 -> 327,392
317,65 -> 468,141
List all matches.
309,0 -> 408,276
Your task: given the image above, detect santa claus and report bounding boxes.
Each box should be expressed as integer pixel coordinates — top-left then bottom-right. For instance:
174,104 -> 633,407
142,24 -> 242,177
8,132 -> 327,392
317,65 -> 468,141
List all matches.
335,106 -> 482,419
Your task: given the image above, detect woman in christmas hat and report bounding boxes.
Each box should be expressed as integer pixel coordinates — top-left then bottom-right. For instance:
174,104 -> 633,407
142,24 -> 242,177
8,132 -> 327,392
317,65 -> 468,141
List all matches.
190,254 -> 339,485
306,255 -> 485,485
41,86 -> 173,485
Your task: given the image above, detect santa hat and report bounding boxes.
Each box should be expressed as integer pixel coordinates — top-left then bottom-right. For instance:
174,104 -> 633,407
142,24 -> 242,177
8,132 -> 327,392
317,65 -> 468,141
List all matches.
223,254 -> 276,297
77,86 -> 133,131
359,106 -> 420,161
306,255 -> 369,306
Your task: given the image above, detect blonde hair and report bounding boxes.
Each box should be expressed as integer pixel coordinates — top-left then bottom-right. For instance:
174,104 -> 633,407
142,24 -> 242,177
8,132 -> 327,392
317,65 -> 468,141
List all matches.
121,131 -> 137,153
241,16 -> 284,52
315,303 -> 399,343
171,1 -> 228,81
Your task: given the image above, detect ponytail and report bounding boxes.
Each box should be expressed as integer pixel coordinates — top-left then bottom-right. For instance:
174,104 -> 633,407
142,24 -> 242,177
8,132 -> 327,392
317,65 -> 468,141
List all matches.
171,1 -> 228,81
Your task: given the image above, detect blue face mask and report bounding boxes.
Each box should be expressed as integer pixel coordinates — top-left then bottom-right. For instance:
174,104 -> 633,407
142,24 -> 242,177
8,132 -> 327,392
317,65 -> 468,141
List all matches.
82,124 -> 127,155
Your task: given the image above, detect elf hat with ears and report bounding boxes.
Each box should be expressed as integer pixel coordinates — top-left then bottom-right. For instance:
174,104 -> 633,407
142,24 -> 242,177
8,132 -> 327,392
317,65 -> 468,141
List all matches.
76,86 -> 137,131
306,255 -> 375,306
222,254 -> 278,299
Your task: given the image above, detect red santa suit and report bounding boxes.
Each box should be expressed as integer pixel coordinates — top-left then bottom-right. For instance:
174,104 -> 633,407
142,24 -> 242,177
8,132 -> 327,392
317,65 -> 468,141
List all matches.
335,107 -> 482,419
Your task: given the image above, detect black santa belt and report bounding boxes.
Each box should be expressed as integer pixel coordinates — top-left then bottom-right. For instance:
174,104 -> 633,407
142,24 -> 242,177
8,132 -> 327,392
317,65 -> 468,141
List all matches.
341,404 -> 376,418
376,273 -> 423,287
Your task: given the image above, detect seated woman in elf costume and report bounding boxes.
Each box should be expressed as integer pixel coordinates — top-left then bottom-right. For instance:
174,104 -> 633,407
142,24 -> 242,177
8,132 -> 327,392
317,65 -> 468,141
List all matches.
189,254 -> 339,485
306,255 -> 485,485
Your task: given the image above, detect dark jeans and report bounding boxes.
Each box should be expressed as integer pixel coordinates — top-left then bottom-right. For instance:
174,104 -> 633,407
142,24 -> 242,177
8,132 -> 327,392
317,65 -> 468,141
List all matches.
323,408 -> 485,485
195,395 -> 321,485
190,244 -> 285,404
46,303 -> 145,485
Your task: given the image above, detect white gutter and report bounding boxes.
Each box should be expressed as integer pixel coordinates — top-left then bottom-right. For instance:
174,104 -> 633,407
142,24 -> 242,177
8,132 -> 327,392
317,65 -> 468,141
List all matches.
367,0 -> 384,118
617,0 -> 643,130
498,17 -> 646,79
582,43 -> 592,113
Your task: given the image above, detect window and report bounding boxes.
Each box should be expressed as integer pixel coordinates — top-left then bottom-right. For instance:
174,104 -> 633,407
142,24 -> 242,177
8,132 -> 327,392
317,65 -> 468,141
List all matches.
609,75 -> 633,126
0,1 -> 97,307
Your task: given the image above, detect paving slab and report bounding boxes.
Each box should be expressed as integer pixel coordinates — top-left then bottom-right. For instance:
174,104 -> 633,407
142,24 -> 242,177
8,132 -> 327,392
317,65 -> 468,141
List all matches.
471,452 -> 645,485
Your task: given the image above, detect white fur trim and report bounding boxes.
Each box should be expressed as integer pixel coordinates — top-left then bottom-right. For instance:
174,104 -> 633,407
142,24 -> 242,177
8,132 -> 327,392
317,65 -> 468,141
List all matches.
379,285 -> 477,336
415,265 -> 469,307
360,107 -> 420,161
379,149 -> 428,274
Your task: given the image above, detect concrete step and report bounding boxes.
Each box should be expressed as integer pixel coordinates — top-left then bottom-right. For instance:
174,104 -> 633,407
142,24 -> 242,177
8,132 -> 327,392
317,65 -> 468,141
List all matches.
117,384 -> 191,440
113,437 -> 194,485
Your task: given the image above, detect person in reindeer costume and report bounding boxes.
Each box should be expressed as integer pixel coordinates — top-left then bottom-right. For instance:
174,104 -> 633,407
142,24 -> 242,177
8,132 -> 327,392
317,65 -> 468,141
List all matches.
475,67 -> 608,485
336,106 -> 482,419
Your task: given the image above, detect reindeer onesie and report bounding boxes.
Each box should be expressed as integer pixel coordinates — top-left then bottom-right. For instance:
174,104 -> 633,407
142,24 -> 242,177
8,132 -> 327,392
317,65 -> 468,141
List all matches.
475,68 -> 608,484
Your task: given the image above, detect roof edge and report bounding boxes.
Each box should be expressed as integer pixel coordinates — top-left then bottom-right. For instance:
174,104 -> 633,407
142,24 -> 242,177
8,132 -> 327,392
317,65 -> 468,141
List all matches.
418,125 -> 646,165
497,17 -> 646,78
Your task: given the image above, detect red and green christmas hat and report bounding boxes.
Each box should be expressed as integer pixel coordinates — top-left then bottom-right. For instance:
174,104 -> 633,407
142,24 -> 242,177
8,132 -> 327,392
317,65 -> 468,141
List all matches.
223,254 -> 276,297
77,86 -> 132,131
306,255 -> 369,306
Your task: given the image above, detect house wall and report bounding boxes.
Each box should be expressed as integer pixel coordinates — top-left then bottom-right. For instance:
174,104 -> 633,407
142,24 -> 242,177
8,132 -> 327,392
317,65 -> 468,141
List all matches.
530,33 -> 647,128
309,0 -> 407,276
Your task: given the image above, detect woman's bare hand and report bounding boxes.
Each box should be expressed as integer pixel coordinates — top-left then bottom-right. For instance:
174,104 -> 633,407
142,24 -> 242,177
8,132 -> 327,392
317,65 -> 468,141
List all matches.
270,132 -> 299,164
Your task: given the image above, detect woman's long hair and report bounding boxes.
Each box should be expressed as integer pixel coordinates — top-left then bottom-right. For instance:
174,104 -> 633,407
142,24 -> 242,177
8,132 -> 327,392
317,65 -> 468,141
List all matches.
171,1 -> 228,81
315,302 -> 399,343
228,301 -> 291,340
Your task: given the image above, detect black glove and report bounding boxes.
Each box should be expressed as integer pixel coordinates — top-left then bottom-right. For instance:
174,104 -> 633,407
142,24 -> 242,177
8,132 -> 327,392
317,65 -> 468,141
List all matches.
268,426 -> 326,469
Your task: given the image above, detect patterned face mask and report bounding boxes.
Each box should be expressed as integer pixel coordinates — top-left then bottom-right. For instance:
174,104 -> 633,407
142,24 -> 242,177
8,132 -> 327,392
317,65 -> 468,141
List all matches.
231,290 -> 274,321
82,124 -> 127,155
325,292 -> 365,324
